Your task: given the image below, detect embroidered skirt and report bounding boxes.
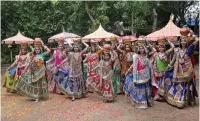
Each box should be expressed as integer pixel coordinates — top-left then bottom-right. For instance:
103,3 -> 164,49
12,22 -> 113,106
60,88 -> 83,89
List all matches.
48,69 -> 69,94
101,79 -> 115,101
60,75 -> 86,98
165,70 -> 196,108
15,75 -> 48,100
5,71 -> 16,90
128,77 -> 153,109
112,67 -> 123,94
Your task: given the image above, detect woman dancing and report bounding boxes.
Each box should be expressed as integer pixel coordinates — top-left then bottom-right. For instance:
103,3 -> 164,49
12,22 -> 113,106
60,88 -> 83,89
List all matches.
5,42 -> 33,93
165,34 -> 199,108
151,36 -> 175,101
125,38 -> 156,109
110,37 -> 123,95
15,38 -> 50,102
59,39 -> 89,101
85,40 -> 103,93
47,37 -> 69,94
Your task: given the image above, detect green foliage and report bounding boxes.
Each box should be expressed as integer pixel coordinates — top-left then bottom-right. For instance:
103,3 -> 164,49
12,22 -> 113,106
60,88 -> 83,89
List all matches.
1,1 -> 196,64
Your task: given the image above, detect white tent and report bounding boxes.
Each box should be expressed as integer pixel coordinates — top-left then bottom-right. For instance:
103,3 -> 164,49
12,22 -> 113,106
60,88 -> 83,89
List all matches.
48,31 -> 81,43
146,18 -> 181,41
3,31 -> 34,44
82,24 -> 119,42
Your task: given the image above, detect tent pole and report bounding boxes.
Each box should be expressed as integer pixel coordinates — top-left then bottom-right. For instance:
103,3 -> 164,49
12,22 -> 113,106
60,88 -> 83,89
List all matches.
10,50 -> 12,64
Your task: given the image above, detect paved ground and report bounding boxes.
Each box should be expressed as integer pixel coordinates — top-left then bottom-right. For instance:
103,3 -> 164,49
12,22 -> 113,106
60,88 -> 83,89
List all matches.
1,64 -> 199,121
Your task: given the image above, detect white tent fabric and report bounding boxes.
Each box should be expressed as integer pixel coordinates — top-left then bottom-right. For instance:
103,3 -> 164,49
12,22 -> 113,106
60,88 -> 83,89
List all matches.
146,19 -> 181,41
64,38 -> 74,44
48,32 -> 81,43
82,24 -> 119,42
3,31 -> 34,44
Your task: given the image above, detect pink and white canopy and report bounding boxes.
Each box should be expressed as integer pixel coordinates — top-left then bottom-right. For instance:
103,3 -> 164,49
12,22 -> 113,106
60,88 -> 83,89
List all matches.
48,31 -> 81,43
82,24 -> 119,42
146,19 -> 181,41
2,31 -> 34,44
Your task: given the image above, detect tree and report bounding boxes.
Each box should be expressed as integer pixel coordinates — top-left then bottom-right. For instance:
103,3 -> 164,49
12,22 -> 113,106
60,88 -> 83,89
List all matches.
158,1 -> 197,25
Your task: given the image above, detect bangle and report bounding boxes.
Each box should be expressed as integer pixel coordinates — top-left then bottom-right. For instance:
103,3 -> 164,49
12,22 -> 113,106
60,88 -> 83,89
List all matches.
168,64 -> 172,68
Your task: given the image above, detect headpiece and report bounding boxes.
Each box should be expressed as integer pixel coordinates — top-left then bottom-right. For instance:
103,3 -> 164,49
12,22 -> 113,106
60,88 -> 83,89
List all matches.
136,36 -> 146,45
110,37 -> 117,43
180,28 -> 189,36
34,38 -> 42,47
57,37 -> 64,45
123,36 -> 132,45
157,36 -> 166,46
103,44 -> 111,53
73,38 -> 81,43
20,41 -> 28,49
90,39 -> 97,46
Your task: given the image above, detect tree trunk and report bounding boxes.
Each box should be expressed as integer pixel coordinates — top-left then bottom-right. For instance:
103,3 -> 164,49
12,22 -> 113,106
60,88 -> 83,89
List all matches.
131,3 -> 136,36
152,8 -> 157,32
85,1 -> 95,25
194,13 -> 199,35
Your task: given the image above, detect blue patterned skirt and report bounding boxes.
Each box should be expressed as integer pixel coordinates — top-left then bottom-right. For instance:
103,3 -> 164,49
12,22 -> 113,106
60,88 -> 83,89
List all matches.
125,73 -> 153,109
59,74 -> 86,99
165,69 -> 195,108
48,68 -> 69,94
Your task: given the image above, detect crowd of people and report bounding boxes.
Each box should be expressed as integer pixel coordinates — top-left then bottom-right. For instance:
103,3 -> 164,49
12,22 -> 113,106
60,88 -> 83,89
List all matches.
3,28 -> 199,109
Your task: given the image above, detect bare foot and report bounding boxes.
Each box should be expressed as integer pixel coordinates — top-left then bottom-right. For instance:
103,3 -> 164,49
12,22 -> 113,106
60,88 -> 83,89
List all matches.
71,97 -> 75,101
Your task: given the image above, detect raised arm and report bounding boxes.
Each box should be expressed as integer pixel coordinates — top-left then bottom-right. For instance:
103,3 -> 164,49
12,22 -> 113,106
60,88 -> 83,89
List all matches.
166,40 -> 175,54
117,43 -> 124,53
146,40 -> 156,56
29,44 -> 34,52
187,38 -> 199,57
111,50 -> 118,61
83,54 -> 88,63
81,42 -> 89,55
97,42 -> 103,50
41,41 -> 51,55
167,51 -> 176,68
7,60 -> 17,71
66,39 -> 73,48
46,51 -> 55,64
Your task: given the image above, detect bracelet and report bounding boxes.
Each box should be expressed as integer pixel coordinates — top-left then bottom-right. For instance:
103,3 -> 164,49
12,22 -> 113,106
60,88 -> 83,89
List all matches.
168,64 -> 172,68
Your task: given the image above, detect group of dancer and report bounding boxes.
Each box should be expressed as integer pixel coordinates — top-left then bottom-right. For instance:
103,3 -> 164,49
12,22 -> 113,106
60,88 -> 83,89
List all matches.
3,28 -> 199,109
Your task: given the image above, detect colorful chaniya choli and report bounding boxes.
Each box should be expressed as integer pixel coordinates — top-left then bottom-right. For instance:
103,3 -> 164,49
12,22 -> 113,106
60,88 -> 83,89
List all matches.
125,54 -> 156,109
59,52 -> 87,98
16,54 -> 31,78
4,66 -> 17,91
83,62 -> 88,81
15,53 -> 48,100
166,44 -> 197,108
99,59 -> 115,101
152,52 -> 169,97
86,50 -> 102,92
47,50 -> 68,94
121,52 -> 134,77
111,51 -> 123,94
4,54 -> 31,91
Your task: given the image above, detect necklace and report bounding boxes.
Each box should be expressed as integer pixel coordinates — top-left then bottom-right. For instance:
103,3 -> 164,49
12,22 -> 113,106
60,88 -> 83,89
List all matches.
139,55 -> 146,66
179,48 -> 186,64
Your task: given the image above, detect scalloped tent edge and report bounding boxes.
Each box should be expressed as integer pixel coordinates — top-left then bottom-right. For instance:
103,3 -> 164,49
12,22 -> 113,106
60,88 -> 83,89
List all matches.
2,31 -> 34,44
48,30 -> 81,43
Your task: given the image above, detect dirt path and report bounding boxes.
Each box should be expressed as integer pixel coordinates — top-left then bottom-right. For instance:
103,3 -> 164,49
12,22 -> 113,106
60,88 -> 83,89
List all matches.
1,64 -> 199,121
